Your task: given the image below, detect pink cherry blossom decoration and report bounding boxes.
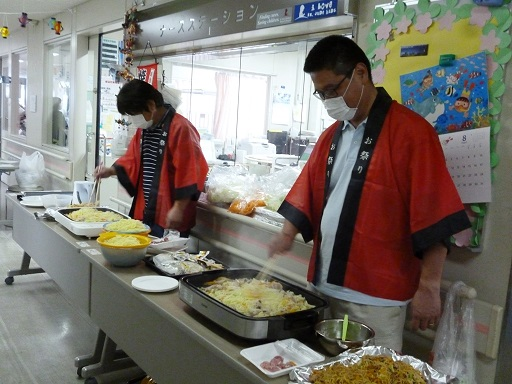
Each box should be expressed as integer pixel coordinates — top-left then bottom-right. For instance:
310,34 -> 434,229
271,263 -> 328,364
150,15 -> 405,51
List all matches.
415,13 -> 433,34
480,29 -> 500,53
371,65 -> 386,85
376,21 -> 392,41
438,11 -> 456,31
374,45 -> 390,62
395,16 -> 412,35
470,6 -> 491,27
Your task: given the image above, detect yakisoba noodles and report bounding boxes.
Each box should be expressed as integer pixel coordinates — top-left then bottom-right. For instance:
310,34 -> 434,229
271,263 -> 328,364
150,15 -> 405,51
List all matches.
104,219 -> 147,232
103,235 -> 141,247
200,277 -> 314,317
66,208 -> 124,222
309,355 -> 427,384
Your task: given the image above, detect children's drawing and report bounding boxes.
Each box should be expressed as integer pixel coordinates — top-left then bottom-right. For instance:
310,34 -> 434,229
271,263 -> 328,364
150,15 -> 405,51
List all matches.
400,52 -> 489,134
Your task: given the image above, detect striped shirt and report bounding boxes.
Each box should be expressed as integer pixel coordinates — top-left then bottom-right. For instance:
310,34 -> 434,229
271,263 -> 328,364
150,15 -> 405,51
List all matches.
141,126 -> 162,206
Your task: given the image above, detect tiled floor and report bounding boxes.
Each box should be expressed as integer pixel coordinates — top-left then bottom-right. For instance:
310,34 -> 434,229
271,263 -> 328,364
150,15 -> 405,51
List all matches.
0,230 -> 99,382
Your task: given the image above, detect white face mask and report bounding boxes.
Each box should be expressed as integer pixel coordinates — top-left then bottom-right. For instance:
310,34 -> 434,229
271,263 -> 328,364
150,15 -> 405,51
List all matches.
322,73 -> 364,122
129,114 -> 153,129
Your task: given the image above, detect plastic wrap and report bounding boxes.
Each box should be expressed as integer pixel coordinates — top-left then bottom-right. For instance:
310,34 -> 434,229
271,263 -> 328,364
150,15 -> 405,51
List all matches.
289,346 -> 458,383
205,165 -> 255,204
259,166 -> 300,211
432,281 -> 476,384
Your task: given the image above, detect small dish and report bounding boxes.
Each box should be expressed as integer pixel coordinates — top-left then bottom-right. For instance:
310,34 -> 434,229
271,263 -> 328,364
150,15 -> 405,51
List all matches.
20,196 -> 44,207
131,276 -> 179,292
240,338 -> 324,378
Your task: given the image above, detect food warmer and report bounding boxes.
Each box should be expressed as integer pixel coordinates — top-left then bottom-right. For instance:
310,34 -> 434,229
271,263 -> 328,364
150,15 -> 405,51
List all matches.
179,269 -> 328,340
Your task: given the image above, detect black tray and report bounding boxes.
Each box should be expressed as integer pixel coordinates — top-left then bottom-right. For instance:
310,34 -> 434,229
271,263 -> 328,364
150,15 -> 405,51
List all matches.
144,254 -> 228,279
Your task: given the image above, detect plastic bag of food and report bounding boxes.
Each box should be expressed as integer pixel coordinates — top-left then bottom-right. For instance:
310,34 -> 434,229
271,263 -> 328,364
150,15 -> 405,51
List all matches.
15,151 -> 45,188
228,196 -> 266,216
259,167 -> 300,211
432,281 -> 476,384
206,165 -> 257,204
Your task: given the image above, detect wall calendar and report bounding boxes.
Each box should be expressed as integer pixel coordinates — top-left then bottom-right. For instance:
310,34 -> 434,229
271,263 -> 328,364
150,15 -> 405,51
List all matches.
439,126 -> 491,204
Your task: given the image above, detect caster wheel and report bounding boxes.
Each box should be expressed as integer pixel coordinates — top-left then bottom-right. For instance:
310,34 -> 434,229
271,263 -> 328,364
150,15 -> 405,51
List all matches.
76,367 -> 82,378
5,276 -> 14,285
84,378 -> 98,384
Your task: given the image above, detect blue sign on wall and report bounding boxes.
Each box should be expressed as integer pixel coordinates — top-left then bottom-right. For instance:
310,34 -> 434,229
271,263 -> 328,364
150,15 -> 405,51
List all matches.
293,0 -> 338,22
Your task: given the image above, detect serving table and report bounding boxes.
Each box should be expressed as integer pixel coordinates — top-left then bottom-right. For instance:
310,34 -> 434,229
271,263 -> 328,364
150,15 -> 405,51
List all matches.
5,194 -> 319,383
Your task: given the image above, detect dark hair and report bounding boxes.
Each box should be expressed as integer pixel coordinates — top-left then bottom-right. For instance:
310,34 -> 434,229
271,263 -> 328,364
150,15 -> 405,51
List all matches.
304,35 -> 373,82
116,79 -> 164,115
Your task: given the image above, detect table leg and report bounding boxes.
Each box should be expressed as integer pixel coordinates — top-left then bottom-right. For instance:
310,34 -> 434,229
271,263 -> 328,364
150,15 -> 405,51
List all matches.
5,252 -> 45,285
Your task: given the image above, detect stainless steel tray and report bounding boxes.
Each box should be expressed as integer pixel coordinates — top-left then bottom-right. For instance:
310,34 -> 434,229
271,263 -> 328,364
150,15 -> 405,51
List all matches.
54,207 -> 130,237
179,268 -> 328,340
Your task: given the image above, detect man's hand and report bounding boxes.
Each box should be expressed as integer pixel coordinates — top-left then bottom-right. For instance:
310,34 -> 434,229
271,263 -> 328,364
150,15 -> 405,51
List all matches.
268,221 -> 299,258
409,242 -> 446,331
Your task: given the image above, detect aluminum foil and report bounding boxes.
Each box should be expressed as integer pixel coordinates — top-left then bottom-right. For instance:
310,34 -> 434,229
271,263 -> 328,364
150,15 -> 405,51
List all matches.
289,346 -> 459,383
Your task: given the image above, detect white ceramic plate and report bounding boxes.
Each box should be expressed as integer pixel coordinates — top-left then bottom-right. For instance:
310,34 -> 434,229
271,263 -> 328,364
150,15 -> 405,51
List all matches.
20,196 -> 44,207
240,338 -> 324,378
131,276 -> 178,293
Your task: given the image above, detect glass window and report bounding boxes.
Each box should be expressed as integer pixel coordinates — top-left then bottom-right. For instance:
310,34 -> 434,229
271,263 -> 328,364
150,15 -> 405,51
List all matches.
46,41 -> 71,147
0,52 -> 27,137
163,38 -> 325,160
18,51 -> 27,136
0,55 -> 8,136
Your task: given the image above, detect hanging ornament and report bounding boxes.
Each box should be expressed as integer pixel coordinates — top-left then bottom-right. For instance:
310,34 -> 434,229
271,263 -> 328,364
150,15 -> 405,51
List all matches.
1,26 -> 9,39
1,15 -> 8,39
48,17 -> 56,30
19,12 -> 32,27
54,21 -> 63,35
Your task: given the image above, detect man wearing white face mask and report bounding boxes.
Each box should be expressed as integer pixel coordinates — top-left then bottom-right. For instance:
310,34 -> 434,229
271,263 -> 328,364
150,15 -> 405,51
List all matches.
94,79 -> 208,237
268,35 -> 470,351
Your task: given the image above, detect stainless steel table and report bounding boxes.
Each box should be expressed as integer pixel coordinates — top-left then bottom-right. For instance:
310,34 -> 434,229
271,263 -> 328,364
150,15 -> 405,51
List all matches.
83,246 -> 296,383
6,195 -> 309,383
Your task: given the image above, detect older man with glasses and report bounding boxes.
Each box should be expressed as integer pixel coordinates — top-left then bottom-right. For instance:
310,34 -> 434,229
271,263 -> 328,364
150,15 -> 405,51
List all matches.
269,35 -> 471,352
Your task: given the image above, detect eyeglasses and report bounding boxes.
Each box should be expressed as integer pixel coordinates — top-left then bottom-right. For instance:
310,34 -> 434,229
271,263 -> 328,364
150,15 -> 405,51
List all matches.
312,71 -> 352,101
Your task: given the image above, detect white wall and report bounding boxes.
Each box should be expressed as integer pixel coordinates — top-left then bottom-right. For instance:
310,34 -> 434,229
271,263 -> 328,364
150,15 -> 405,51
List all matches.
357,1 -> 511,382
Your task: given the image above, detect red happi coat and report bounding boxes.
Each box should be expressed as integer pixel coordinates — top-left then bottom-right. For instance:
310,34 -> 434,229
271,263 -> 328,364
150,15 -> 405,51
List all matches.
278,88 -> 470,301
114,113 -> 209,233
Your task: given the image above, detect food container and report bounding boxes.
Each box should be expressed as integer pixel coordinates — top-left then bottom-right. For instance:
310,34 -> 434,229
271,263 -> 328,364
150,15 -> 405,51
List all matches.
103,220 -> 151,235
290,346 -> 458,383
97,232 -> 151,267
179,269 -> 328,340
315,318 -> 375,356
240,338 -> 324,378
144,251 -> 227,278
54,207 -> 130,237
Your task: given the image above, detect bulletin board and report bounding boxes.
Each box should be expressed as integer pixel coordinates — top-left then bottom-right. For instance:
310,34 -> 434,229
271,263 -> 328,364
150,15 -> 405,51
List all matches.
365,0 -> 512,250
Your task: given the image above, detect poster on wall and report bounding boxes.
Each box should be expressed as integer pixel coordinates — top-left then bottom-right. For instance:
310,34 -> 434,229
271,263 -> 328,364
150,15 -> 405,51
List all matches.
137,63 -> 158,89
399,52 -> 489,134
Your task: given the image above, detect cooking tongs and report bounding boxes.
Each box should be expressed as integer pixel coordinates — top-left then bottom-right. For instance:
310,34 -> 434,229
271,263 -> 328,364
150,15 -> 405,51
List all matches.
89,178 -> 101,205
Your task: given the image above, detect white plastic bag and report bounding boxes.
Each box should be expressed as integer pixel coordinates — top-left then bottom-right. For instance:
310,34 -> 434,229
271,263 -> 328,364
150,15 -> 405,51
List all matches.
432,281 -> 477,384
15,151 -> 45,188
